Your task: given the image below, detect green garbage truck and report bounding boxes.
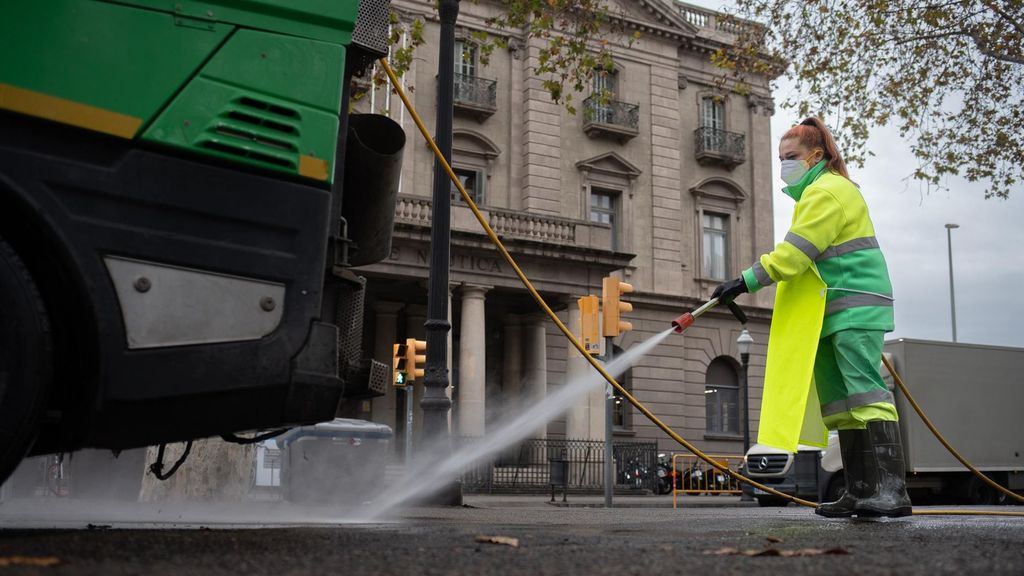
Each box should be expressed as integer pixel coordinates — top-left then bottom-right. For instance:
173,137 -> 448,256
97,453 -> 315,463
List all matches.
0,0 -> 402,484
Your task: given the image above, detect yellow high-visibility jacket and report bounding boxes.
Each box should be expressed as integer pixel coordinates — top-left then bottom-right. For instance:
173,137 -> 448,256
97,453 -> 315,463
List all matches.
746,161 -> 894,451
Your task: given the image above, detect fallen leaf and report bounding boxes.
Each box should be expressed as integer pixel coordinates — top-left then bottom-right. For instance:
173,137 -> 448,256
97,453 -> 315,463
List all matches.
0,556 -> 62,567
475,535 -> 520,548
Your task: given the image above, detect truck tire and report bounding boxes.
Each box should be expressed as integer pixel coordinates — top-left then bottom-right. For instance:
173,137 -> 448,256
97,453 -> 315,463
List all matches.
0,237 -> 53,485
824,473 -> 846,503
964,475 -> 1000,506
756,495 -> 789,507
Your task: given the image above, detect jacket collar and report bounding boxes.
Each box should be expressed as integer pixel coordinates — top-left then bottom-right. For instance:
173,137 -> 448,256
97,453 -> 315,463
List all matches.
783,160 -> 828,201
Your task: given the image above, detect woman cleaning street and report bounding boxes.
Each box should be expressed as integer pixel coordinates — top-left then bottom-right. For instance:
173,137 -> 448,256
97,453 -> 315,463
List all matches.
712,117 -> 912,518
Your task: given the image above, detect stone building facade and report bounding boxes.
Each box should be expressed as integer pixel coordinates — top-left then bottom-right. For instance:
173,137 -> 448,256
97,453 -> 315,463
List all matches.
350,0 -> 778,459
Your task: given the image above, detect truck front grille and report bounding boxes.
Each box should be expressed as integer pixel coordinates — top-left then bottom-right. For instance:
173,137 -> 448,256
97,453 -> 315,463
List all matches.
747,454 -> 790,475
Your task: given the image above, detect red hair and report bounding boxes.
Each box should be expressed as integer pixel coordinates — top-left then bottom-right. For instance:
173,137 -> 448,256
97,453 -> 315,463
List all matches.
782,117 -> 848,179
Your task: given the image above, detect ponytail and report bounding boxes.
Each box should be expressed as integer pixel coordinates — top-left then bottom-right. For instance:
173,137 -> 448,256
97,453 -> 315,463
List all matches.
781,117 -> 849,179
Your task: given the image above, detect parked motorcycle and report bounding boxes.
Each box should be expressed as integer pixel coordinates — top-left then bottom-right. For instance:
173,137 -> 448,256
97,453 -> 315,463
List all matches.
655,453 -> 674,495
620,455 -> 651,491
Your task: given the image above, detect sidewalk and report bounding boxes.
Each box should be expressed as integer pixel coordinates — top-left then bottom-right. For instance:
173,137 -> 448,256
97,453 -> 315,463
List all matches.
462,493 -> 759,509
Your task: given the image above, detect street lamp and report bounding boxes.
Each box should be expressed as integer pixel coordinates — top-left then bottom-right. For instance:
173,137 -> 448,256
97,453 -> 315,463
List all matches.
736,328 -> 754,502
421,0 -> 461,505
945,223 -> 959,343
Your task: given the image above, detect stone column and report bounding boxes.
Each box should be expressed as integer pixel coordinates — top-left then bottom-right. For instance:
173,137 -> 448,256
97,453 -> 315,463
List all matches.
502,315 -> 523,417
523,314 -> 548,441
371,301 -> 405,431
457,284 -> 489,438
564,296 -> 590,441
405,304 -> 427,441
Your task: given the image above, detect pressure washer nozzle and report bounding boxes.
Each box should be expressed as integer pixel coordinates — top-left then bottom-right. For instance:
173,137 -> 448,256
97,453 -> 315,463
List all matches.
671,313 -> 694,333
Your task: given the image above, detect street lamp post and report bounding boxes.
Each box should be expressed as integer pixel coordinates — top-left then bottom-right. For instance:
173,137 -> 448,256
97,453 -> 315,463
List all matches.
736,328 -> 754,502
945,223 -> 959,343
421,0 -> 461,505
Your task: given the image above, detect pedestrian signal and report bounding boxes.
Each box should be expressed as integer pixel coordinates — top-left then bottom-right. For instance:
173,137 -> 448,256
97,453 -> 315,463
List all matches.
577,295 -> 601,355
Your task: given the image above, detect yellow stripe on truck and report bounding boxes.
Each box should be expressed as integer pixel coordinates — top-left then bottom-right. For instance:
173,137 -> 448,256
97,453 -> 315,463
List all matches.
0,83 -> 142,139
298,154 -> 329,181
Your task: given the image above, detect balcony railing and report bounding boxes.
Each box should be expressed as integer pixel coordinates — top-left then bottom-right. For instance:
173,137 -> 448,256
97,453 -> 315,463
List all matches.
694,126 -> 746,169
582,94 -> 639,142
454,73 -> 497,120
678,2 -> 752,36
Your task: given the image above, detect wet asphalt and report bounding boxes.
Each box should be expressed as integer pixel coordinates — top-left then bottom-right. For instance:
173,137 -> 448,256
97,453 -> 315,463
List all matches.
0,496 -> 1022,575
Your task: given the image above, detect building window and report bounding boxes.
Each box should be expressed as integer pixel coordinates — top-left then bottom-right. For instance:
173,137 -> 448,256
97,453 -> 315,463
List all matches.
701,96 -> 724,130
700,96 -> 725,149
455,40 -> 477,76
590,188 -> 619,250
702,212 -> 729,280
451,166 -> 483,205
590,68 -> 618,124
705,357 -> 739,435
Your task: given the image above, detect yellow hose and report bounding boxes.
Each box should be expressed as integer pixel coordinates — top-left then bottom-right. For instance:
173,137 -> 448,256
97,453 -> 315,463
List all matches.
378,59 -> 1023,517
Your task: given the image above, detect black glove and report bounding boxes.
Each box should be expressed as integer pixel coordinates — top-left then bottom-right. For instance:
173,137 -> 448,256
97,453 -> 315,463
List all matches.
711,277 -> 747,304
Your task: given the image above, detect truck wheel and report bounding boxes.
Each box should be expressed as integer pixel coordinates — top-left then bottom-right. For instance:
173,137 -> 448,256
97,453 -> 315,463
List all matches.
756,496 -> 789,507
824,474 -> 846,503
965,476 -> 1000,506
0,237 -> 53,485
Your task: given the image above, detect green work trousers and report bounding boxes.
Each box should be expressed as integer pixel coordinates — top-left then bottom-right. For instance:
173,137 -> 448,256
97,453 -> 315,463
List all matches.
814,329 -> 898,430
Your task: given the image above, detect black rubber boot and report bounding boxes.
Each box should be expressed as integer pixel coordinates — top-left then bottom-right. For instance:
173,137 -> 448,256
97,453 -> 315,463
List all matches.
854,420 -> 913,518
816,429 -> 870,518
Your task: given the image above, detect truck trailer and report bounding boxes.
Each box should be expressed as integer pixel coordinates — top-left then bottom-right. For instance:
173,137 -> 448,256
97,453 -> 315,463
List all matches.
743,339 -> 1024,506
0,0 -> 401,485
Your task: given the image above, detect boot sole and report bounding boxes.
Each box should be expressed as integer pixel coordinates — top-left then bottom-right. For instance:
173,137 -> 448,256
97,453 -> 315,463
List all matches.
853,505 -> 912,518
815,507 -> 855,518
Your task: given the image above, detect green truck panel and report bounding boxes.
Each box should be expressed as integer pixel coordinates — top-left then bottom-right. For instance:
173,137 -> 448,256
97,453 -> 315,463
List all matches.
142,29 -> 344,182
1,0 -> 360,182
0,0 -> 231,128
112,0 -> 359,45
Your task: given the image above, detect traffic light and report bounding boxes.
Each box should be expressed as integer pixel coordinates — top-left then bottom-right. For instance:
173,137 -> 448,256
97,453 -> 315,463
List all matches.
392,342 -> 407,387
577,295 -> 601,355
404,338 -> 427,382
602,276 -> 633,337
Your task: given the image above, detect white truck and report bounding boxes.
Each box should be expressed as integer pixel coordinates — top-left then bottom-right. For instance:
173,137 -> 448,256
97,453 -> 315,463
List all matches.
743,338 -> 1024,506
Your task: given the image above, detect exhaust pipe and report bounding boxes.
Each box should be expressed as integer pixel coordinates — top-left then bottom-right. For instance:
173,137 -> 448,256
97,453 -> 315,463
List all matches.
340,114 -> 406,267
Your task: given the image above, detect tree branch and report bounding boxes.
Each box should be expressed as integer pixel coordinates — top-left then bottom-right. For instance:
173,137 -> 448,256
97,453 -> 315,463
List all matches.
982,0 -> 1024,36
969,29 -> 1024,64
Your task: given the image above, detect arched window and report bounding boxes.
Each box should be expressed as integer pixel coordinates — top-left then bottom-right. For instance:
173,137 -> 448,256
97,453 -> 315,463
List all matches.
705,357 -> 739,435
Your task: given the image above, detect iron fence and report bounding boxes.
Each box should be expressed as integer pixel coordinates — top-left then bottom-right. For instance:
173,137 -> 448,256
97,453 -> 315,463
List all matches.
457,438 -> 658,493
454,73 -> 497,110
583,94 -> 640,130
694,126 -> 746,161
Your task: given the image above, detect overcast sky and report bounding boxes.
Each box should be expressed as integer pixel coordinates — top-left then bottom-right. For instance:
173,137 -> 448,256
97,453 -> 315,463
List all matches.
682,1 -> 1024,348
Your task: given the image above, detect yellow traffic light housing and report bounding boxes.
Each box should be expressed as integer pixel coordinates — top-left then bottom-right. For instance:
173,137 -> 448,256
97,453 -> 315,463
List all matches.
602,276 -> 633,337
405,338 -> 427,381
577,295 -> 601,355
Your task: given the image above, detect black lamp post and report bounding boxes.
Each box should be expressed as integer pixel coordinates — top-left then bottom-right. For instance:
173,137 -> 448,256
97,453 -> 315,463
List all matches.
421,0 -> 461,505
737,328 -> 753,502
